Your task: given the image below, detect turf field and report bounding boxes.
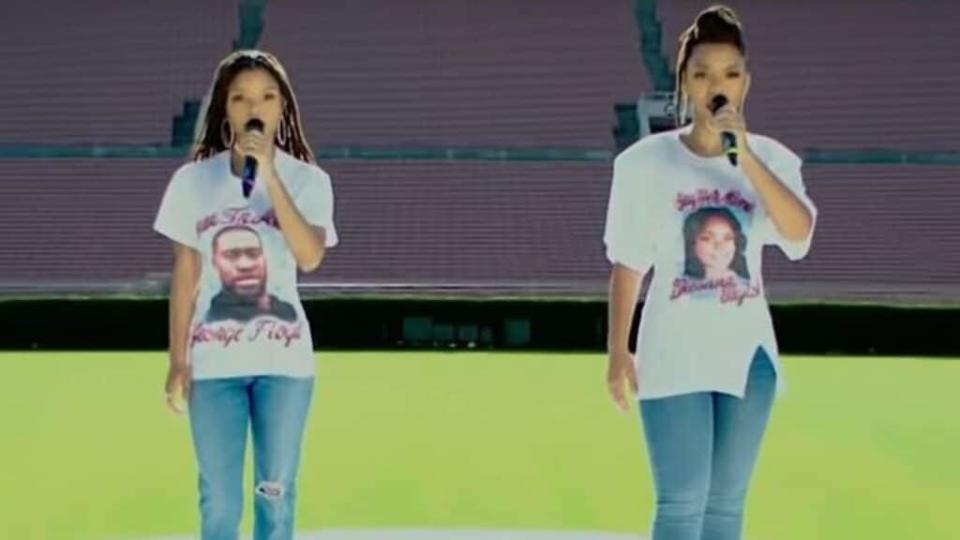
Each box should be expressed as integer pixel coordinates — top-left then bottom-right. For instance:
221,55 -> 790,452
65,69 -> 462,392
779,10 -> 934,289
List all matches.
0,352 -> 957,539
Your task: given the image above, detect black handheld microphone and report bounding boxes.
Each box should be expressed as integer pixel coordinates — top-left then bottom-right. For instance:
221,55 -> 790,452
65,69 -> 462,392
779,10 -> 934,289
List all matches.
709,94 -> 738,167
241,118 -> 264,198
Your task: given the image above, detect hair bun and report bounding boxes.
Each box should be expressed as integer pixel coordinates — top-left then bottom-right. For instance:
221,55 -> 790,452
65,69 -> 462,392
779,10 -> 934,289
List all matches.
695,5 -> 743,36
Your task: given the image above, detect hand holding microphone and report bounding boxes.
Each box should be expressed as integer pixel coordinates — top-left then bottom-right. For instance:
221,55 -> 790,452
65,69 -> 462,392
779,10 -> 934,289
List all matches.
708,94 -> 746,167
237,118 -> 268,197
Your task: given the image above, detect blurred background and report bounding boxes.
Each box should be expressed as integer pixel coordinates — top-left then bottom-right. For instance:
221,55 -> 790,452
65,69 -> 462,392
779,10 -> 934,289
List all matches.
0,1 -> 957,539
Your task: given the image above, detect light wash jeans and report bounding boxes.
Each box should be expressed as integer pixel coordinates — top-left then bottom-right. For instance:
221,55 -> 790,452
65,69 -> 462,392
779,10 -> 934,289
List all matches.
189,375 -> 314,540
639,347 -> 777,540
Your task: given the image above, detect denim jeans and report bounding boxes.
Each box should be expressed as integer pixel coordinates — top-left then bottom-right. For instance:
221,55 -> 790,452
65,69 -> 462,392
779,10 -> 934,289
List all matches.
639,347 -> 777,540
189,375 -> 314,540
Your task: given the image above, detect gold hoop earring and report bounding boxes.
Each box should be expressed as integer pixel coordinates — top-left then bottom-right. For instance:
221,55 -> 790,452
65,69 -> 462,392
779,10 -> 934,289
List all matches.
679,97 -> 693,124
276,116 -> 289,146
221,120 -> 235,147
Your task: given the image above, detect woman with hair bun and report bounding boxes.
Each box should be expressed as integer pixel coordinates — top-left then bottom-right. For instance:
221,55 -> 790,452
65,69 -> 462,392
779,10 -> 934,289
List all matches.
603,6 -> 817,539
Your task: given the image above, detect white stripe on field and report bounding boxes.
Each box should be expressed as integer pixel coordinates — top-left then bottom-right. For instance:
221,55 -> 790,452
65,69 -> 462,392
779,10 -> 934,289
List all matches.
132,529 -> 646,540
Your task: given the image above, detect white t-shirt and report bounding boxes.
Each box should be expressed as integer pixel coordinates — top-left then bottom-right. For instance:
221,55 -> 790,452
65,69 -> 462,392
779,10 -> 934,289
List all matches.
603,125 -> 816,400
153,149 -> 338,380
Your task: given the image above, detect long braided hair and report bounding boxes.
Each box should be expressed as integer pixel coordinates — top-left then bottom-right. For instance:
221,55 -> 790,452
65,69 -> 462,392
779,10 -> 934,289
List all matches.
191,50 -> 315,164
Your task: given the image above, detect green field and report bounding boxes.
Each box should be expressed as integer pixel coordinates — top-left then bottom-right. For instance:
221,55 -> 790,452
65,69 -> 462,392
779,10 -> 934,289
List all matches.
0,352 -> 957,539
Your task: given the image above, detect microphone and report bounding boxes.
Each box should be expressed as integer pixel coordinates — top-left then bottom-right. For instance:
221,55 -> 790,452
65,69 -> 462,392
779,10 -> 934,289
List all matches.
241,118 -> 264,198
709,94 -> 738,166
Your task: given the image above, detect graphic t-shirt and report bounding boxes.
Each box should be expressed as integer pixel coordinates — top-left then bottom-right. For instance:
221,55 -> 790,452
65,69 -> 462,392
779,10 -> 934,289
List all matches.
153,149 -> 338,380
603,125 -> 816,400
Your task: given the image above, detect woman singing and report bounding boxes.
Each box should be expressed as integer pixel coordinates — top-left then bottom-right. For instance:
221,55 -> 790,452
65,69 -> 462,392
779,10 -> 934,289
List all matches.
154,50 -> 337,539
603,6 -> 816,539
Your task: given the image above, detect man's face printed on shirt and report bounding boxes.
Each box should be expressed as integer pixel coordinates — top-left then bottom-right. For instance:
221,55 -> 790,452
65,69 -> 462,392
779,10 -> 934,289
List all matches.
212,226 -> 267,298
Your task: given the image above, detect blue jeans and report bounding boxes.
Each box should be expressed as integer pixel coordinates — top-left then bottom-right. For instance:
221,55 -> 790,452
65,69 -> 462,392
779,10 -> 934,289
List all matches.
639,347 -> 776,540
189,376 -> 314,540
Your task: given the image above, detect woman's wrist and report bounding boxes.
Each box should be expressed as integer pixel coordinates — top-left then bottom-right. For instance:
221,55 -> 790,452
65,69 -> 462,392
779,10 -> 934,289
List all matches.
740,146 -> 760,169
169,354 -> 188,368
261,162 -> 281,185
607,342 -> 632,355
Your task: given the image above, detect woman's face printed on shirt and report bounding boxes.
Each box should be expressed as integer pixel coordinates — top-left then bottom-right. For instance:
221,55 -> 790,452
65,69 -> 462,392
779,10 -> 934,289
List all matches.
695,215 -> 737,279
682,207 -> 750,283
212,226 -> 267,298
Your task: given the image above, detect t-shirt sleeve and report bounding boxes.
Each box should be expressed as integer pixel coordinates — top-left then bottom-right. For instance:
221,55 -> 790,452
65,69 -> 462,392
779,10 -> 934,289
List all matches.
760,141 -> 817,261
603,152 -> 657,274
295,166 -> 339,247
153,165 -> 199,249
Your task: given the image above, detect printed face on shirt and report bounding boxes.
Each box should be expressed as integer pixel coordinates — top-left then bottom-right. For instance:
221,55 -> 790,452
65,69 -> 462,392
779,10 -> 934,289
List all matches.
212,226 -> 267,298
695,215 -> 737,279
683,208 -> 750,281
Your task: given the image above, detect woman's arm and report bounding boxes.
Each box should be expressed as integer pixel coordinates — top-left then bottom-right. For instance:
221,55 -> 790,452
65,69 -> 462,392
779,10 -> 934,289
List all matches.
165,241 -> 200,413
740,151 -> 813,242
262,168 -> 327,273
236,132 -> 327,273
711,105 -> 813,242
607,263 -> 643,411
